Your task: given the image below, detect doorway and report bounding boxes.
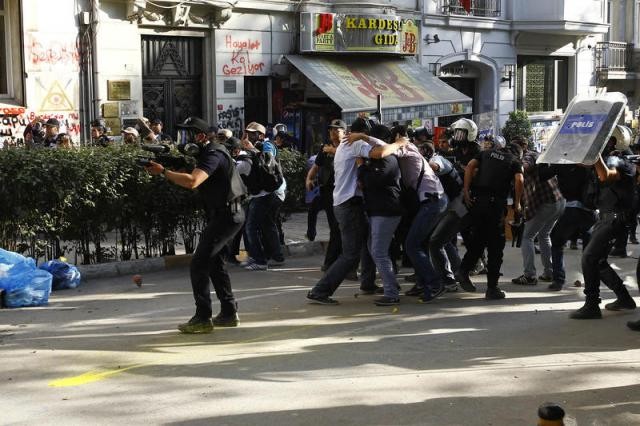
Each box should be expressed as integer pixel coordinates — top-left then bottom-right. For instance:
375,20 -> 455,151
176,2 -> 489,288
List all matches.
141,35 -> 203,139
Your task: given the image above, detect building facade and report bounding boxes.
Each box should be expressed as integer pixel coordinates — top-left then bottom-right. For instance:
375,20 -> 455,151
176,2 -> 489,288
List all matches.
0,0 -> 620,148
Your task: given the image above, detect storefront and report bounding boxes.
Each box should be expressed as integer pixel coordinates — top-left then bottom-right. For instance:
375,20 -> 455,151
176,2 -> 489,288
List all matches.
277,12 -> 472,151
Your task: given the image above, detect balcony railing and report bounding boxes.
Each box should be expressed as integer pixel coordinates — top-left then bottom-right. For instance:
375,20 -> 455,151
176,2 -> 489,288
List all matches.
595,41 -> 633,72
441,0 -> 501,17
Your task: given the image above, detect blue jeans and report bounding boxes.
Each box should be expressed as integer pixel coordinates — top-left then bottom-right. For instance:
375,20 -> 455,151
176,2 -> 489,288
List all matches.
522,199 -> 565,279
405,196 -> 448,297
245,193 -> 284,265
311,197 -> 375,297
368,215 -> 401,298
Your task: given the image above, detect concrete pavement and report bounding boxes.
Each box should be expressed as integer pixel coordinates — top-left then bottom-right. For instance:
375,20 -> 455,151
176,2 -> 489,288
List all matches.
2,244 -> 640,425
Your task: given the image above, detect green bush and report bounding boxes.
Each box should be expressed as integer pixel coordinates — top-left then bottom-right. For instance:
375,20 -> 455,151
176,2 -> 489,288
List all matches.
0,146 -> 203,264
0,145 -> 309,264
278,148 -> 307,213
502,110 -> 533,145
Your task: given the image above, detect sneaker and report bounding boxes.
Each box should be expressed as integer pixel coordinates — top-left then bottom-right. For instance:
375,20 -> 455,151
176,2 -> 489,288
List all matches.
605,297 -> 637,311
374,296 -> 400,306
306,291 -> 339,305
455,270 -> 476,292
548,281 -> 564,291
511,275 -> 537,285
630,238 -> 639,245
213,312 -> 239,327
404,284 -> 423,296
485,287 -> 506,300
570,303 -> 602,319
538,274 -> 553,282
419,285 -> 446,303
178,316 -> 213,334
360,286 -> 384,295
627,319 -> 640,331
245,262 -> 268,271
268,258 -> 285,267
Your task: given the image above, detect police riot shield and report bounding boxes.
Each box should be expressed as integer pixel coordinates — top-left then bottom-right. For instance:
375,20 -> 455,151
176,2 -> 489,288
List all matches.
537,92 -> 627,165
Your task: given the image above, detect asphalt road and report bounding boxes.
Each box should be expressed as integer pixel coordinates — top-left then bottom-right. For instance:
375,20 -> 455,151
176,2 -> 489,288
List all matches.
2,245 -> 640,425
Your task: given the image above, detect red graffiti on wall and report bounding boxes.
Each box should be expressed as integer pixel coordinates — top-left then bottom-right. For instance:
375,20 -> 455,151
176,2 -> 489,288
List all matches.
221,35 -> 266,76
349,67 -> 424,103
222,48 -> 266,76
28,35 -> 80,69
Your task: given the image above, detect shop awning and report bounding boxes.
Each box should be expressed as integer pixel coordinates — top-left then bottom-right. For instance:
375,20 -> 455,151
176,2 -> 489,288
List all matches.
285,55 -> 472,123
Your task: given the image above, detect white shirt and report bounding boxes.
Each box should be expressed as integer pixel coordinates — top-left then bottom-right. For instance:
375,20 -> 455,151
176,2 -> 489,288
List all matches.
332,139 -> 372,206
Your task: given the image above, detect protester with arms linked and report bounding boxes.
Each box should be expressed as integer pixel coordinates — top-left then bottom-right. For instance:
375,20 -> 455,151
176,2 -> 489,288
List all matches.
357,124 -> 404,306
306,118 -> 407,305
145,117 -> 245,333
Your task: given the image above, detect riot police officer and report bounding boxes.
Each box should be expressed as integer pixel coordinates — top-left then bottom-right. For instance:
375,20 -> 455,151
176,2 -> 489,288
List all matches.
571,126 -> 637,319
456,142 -> 524,299
145,117 -> 244,333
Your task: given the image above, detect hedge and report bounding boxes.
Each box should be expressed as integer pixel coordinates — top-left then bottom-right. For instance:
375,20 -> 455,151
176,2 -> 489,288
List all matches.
0,145 -> 306,264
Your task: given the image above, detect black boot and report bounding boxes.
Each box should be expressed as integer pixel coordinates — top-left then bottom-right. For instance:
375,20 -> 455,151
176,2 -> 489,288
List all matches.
605,294 -> 636,311
570,299 -> 602,319
485,286 -> 506,300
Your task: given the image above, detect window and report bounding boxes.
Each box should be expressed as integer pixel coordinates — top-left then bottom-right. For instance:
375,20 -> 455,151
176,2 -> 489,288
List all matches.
0,0 -> 9,95
516,56 -> 568,113
441,0 -> 501,18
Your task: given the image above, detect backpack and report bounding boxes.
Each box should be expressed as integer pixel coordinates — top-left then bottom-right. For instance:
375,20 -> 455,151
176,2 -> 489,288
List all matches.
209,144 -> 248,210
237,150 -> 284,195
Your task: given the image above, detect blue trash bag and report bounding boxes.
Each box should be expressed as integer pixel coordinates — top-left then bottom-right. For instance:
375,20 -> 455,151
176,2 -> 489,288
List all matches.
0,248 -> 52,307
39,260 -> 81,290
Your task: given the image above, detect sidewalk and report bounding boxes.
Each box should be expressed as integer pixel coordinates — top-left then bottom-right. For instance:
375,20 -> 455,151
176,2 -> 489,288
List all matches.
78,211 -> 331,279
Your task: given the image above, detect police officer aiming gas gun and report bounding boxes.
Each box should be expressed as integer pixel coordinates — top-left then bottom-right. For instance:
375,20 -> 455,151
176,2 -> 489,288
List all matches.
144,116 -> 246,334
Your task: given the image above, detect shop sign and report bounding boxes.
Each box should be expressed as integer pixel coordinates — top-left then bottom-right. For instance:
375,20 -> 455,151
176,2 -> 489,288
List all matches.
300,12 -> 419,55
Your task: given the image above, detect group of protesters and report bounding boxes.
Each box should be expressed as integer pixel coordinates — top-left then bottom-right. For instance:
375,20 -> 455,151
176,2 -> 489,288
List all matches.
12,110 -> 640,334
296,116 -> 640,334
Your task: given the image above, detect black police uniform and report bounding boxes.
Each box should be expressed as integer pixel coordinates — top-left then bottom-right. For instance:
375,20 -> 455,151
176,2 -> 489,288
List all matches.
459,148 -> 523,292
547,165 -> 597,289
315,146 -> 341,270
573,154 -> 636,318
190,143 -> 244,321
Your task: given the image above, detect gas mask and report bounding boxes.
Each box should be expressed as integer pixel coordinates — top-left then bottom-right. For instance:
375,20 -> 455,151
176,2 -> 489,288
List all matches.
177,128 -> 207,157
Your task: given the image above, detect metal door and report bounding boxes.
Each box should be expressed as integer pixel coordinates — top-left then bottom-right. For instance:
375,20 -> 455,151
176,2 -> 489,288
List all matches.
142,36 -> 203,139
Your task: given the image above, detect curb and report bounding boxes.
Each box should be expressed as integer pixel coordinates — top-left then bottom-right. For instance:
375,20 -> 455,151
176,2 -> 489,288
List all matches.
77,241 -> 326,280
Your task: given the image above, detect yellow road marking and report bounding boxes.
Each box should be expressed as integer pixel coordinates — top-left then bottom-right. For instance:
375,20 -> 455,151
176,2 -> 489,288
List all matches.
48,364 -> 147,387
48,324 -> 317,387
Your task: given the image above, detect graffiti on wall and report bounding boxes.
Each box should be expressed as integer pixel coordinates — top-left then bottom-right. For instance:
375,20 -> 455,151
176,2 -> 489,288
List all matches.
217,104 -> 245,137
0,107 -> 81,148
26,32 -> 80,72
220,34 -> 267,76
0,107 -> 29,148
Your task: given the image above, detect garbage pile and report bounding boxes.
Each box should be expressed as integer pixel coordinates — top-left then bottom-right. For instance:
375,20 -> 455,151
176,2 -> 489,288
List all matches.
0,249 -> 80,308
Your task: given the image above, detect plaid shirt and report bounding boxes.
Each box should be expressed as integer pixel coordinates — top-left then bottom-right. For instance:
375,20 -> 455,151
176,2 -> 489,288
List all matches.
522,151 -> 563,220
